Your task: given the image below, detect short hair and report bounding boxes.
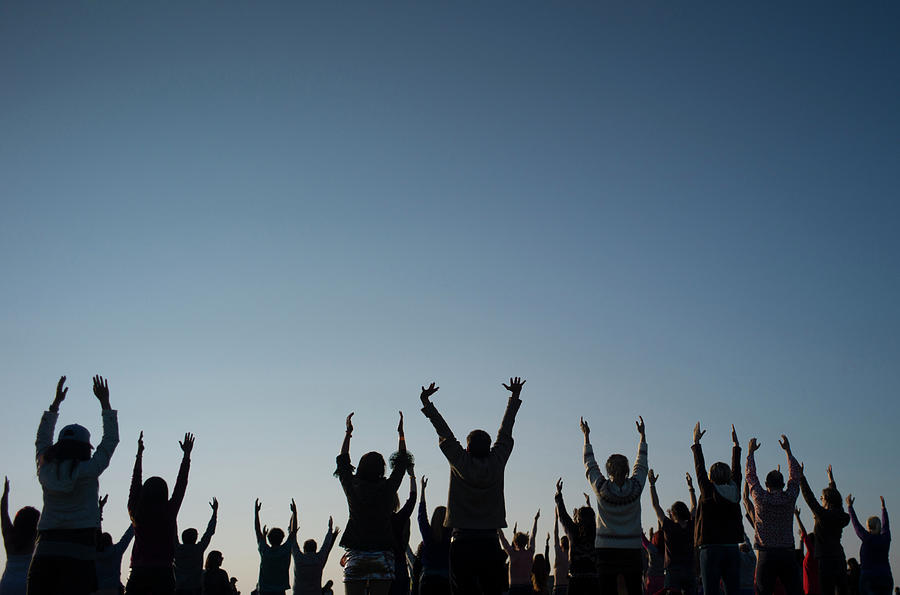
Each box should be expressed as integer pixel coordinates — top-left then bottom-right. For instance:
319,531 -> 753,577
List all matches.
182,528 -> 198,544
267,527 -> 285,546
606,454 -> 629,478
303,539 -> 317,553
867,516 -> 882,534
709,462 -> 731,484
513,532 -> 529,549
765,470 -> 785,491
466,430 -> 491,458
357,452 -> 385,482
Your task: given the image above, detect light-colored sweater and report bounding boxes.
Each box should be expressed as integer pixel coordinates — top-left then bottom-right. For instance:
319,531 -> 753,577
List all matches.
584,437 -> 648,549
36,410 -> 119,531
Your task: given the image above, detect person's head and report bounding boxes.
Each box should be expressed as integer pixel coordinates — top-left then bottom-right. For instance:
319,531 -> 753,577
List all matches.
765,469 -> 785,491
466,430 -> 491,458
709,462 -> 731,485
821,486 -> 842,510
97,532 -> 113,551
431,505 -> 448,544
356,451 -> 385,482
866,516 -> 883,534
561,535 -> 570,552
303,539 -> 317,553
531,553 -> 550,591
137,476 -> 169,520
39,425 -> 93,477
513,531 -> 529,550
606,454 -> 629,485
182,528 -> 198,545
8,506 -> 39,552
205,550 -> 223,570
848,558 -> 860,572
574,506 -> 597,542
671,501 -> 691,523
267,527 -> 285,546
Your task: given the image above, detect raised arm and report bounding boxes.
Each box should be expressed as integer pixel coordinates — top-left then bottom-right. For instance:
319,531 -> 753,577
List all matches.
800,474 -> 825,517
492,377 -> 525,464
648,470 -> 666,525
528,509 -> 539,552
686,473 -> 697,517
341,413 -> 353,457
1,478 -> 11,545
632,416 -> 648,485
170,433 -> 193,511
730,425 -> 743,482
418,476 -> 430,542
420,383 -> 467,467
881,497 -> 889,536
397,469 -> 418,520
320,516 -> 337,560
81,375 -> 119,477
745,438 -> 762,498
254,499 -> 264,545
779,436 -> 801,499
794,508 -> 808,539
581,417 -> 606,492
199,498 -> 218,549
127,432 -> 144,518
691,422 -> 712,495
554,506 -> 560,549
555,479 -> 577,537
498,528 -> 512,554
743,480 -> 755,525
36,376 -> 67,464
387,412 -> 410,491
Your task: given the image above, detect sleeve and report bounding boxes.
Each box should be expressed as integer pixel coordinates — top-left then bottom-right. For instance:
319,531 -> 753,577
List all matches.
731,444 -> 742,483
386,456 -> 408,493
692,443 -> 713,495
35,410 -> 59,465
631,436 -> 649,488
115,524 -> 135,555
1,486 -> 11,546
128,451 -> 143,519
785,454 -> 802,501
498,529 -> 512,554
746,451 -> 762,499
398,484 -> 417,521
418,496 -> 430,543
335,453 -> 357,500
883,505 -> 890,538
169,452 -> 191,514
79,410 -> 120,478
320,525 -> 336,562
849,505 -> 866,540
555,493 -> 577,538
800,476 -> 825,518
421,402 -> 468,469
199,509 -> 217,550
491,396 -> 522,465
584,443 -> 606,494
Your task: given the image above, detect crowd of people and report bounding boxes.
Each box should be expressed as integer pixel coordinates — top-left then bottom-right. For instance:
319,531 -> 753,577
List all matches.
0,375 -> 893,595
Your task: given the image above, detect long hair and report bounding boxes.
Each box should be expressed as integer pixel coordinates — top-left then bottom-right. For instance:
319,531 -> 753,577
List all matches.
531,553 -> 550,593
430,506 -> 448,545
39,440 -> 91,479
9,506 -> 40,553
136,476 -> 169,523
574,506 -> 596,545
356,452 -> 386,482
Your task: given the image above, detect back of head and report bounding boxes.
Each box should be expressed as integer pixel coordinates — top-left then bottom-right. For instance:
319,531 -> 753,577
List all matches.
822,486 -> 842,510
303,539 -> 317,553
466,430 -> 491,458
513,531 -> 529,550
182,528 -> 198,545
40,437 -> 92,478
867,516 -> 882,534
765,469 -> 785,491
560,535 -> 569,551
10,506 -> 40,552
574,506 -> 596,542
671,501 -> 691,523
431,506 -> 448,543
206,550 -> 223,570
138,476 -> 169,521
357,451 -> 385,482
532,553 -> 550,591
98,532 -> 114,551
606,454 -> 629,484
709,462 -> 731,485
268,527 -> 285,546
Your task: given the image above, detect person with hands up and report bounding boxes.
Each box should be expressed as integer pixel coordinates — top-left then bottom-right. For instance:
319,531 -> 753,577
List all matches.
126,431 -> 194,595
254,499 -> 296,595
581,415 -> 648,595
690,422 -> 743,595
554,478 -> 599,595
746,434 -> 803,595
94,494 -> 134,595
416,475 -> 451,595
335,410 -> 409,595
498,510 -> 540,595
28,375 -> 119,595
1,477 -> 40,595
799,465 -> 850,595
174,497 -> 219,595
847,495 -> 892,595
648,469 -> 697,595
289,501 -> 340,595
419,377 -> 525,595
389,460 -> 418,595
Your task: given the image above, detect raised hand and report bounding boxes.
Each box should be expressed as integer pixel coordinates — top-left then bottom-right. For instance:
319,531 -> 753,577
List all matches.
847,494 -> 855,508
648,469 -> 659,486
535,509 -> 540,521
513,522 -> 518,534
731,424 -> 739,445
693,422 -> 706,445
580,417 -> 590,436
546,532 -> 550,546
328,516 -> 334,531
794,507 -> 801,518
748,438 -> 761,454
290,498 -> 297,515
255,499 -> 262,513
52,375 -> 68,410
826,464 -> 834,483
555,478 -> 563,495
778,435 -> 791,453
92,375 -> 110,408
3,477 -> 9,498
583,492 -> 591,507
137,431 -> 145,456
179,432 -> 195,455
398,411 -> 404,436
502,377 -> 525,397
880,496 -> 885,508
636,416 -> 646,437
685,473 -> 693,490
99,494 -> 109,510
421,476 -> 428,493
420,382 -> 439,406
210,497 -> 219,511
346,412 -> 354,435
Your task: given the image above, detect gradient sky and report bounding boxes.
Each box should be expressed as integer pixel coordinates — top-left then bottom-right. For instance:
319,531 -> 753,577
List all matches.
2,1 -> 899,589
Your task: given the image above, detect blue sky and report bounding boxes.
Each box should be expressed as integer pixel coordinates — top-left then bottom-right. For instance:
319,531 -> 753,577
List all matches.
2,1 -> 899,589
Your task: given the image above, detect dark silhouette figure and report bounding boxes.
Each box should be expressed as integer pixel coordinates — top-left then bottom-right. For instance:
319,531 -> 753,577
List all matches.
794,508 -> 820,595
416,476 -> 450,595
95,494 -> 134,595
175,498 -> 219,595
799,465 -> 850,595
28,375 -> 119,595
254,499 -> 296,595
335,411 -> 409,595
202,550 -> 238,595
126,430 -> 194,595
691,423 -> 743,595
389,468 -> 417,595
554,479 -> 598,595
580,415 -> 648,595
847,496 -> 892,595
1,477 -> 40,595
419,378 -> 525,595
648,469 -> 696,595
847,559 -> 861,595
551,508 -> 570,595
499,511 -> 539,595
289,503 -> 339,595
746,435 -> 803,595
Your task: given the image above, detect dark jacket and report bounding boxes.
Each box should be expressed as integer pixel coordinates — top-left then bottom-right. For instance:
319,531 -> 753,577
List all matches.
799,476 -> 849,560
692,443 -> 744,546
336,453 -> 407,551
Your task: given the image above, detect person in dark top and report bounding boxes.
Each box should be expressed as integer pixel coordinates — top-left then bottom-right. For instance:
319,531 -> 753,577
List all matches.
254,499 -> 297,595
554,479 -> 599,595
202,550 -> 238,595
176,498 -> 219,595
95,494 -> 134,595
289,505 -> 339,595
794,508 -> 820,595
417,476 -> 451,595
799,465 -> 850,595
1,477 -> 40,595
648,470 -> 696,595
335,410 -> 409,595
847,559 -> 861,595
389,466 -> 417,595
419,378 -> 525,595
127,430 -> 194,595
691,423 -> 743,595
847,495 -> 892,595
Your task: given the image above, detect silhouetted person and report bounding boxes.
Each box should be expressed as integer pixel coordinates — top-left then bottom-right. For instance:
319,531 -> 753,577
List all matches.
28,375 -> 119,595
498,510 -> 539,594
95,494 -> 134,595
126,431 -> 194,595
389,468 -> 417,595
580,415 -> 648,595
847,496 -> 892,595
419,378 -> 525,595
289,504 -> 339,595
847,560 -> 861,595
201,551 -> 237,595
642,527 -> 664,595
1,477 -> 40,595
554,479 -> 599,595
739,534 -> 756,595
551,509 -> 569,595
254,499 -> 296,595
648,469 -> 695,595
175,498 -> 219,595
322,581 -> 335,595
691,423 -> 743,595
800,466 -> 850,595
794,509 -> 820,595
416,476 -> 450,595
335,411 -> 409,595
532,546 -> 551,595
746,435 -> 802,595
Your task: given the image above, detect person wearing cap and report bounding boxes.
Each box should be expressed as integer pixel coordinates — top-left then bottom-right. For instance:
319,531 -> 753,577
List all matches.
27,375 -> 119,595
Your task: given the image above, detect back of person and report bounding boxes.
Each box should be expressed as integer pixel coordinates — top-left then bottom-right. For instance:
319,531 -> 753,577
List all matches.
291,550 -> 326,595
258,541 -> 292,593
176,542 -> 206,592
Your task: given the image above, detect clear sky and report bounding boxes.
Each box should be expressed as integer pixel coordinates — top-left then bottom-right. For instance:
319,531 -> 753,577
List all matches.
1,1 -> 898,590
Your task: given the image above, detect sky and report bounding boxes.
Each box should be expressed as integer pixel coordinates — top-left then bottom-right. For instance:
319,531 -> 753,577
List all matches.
1,1 -> 899,590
